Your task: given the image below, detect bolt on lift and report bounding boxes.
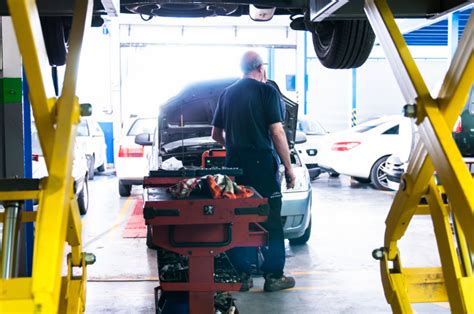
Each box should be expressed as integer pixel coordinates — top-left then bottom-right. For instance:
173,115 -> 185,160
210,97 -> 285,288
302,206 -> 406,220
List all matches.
0,0 -> 95,313
364,0 -> 473,312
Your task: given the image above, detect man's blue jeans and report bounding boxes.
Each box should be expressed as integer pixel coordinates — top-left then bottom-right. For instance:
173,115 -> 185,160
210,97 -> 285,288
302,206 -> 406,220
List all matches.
226,150 -> 285,277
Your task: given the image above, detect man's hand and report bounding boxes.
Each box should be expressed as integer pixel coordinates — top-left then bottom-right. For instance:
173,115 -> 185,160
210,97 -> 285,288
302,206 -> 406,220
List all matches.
285,166 -> 296,189
211,127 -> 225,146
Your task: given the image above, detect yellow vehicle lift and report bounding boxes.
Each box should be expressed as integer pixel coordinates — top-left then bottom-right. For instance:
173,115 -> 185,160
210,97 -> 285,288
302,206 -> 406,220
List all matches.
365,0 -> 473,312
0,0 -> 95,313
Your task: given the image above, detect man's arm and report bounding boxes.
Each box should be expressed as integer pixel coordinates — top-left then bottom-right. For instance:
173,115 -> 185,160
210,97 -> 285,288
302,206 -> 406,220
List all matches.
211,127 -> 225,146
269,122 -> 296,189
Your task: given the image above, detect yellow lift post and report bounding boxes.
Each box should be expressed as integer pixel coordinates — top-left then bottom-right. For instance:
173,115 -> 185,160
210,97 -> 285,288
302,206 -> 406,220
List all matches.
0,0 -> 94,313
364,0 -> 474,313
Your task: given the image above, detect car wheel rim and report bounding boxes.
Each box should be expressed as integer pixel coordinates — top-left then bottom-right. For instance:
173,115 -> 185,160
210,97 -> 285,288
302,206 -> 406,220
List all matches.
377,162 -> 388,188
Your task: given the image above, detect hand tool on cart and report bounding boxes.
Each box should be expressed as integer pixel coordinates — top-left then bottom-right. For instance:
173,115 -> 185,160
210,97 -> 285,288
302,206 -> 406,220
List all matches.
143,167 -> 269,314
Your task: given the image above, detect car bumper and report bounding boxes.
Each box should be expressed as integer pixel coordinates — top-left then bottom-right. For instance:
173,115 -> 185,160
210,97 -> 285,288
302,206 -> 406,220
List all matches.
115,157 -> 148,182
281,189 -> 312,239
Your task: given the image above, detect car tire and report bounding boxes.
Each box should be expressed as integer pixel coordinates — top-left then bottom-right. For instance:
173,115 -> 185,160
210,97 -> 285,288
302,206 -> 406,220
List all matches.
98,163 -> 105,172
77,178 -> 89,215
352,176 -> 371,184
88,155 -> 95,180
310,19 -> 375,69
40,17 -> 68,66
329,171 -> 340,178
289,218 -> 312,245
119,180 -> 131,197
146,225 -> 159,250
370,156 -> 390,191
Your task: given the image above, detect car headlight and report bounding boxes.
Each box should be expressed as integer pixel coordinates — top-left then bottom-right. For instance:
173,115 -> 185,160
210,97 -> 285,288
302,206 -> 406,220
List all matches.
281,167 -> 310,193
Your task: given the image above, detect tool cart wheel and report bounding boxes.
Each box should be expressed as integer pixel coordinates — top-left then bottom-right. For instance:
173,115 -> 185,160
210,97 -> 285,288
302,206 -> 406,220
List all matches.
146,225 -> 159,250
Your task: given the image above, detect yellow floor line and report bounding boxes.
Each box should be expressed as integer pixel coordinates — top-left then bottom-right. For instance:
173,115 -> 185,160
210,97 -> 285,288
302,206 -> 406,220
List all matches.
107,197 -> 134,240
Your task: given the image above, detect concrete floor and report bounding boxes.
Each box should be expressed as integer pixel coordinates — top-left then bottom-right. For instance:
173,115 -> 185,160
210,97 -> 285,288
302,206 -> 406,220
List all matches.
84,173 -> 449,313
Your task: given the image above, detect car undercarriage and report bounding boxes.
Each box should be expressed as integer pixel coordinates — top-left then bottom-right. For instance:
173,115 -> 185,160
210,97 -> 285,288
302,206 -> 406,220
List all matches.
0,0 -> 471,69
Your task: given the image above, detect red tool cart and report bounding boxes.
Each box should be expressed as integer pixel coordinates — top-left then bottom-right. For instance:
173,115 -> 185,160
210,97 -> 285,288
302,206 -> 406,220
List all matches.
143,170 -> 268,314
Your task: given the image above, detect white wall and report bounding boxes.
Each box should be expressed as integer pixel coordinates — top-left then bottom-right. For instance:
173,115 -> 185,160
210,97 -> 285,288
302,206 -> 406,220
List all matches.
302,44 -> 450,132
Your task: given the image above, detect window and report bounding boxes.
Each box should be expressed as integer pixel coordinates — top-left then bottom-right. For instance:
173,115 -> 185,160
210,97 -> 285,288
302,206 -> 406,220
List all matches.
298,120 -> 326,135
383,125 -> 399,135
127,118 -> 156,136
351,120 -> 385,133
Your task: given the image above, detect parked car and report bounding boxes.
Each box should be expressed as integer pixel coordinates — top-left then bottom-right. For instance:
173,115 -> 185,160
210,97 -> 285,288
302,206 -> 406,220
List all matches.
139,78 -> 312,244
296,117 -> 328,179
384,88 -> 474,190
116,117 -> 156,197
76,117 -> 107,180
453,86 -> 474,157
32,124 -> 89,214
317,115 -> 414,190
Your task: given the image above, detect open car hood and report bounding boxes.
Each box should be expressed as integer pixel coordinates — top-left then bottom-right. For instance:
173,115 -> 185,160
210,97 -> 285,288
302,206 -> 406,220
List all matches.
158,78 -> 298,149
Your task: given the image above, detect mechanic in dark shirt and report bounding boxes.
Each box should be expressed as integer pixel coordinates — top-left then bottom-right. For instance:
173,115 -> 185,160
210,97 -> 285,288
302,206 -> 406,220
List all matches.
211,51 -> 296,292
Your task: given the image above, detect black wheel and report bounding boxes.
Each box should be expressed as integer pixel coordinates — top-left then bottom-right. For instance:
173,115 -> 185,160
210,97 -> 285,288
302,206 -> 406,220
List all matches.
119,180 -> 131,197
289,218 -> 312,245
352,176 -> 371,184
77,179 -> 89,215
40,17 -> 69,66
146,225 -> 159,250
97,163 -> 105,172
370,156 -> 390,190
329,171 -> 340,178
310,19 -> 375,69
88,155 -> 95,180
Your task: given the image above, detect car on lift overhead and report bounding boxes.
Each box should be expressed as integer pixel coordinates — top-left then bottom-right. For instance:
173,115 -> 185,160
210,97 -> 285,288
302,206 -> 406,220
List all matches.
6,1 -> 471,70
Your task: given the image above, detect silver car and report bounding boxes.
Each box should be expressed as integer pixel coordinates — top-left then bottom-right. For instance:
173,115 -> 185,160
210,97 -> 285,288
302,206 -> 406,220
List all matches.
139,78 -> 312,244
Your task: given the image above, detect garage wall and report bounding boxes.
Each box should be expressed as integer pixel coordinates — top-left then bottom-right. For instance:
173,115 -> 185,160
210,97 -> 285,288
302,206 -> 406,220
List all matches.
302,43 -> 450,133
305,58 -> 352,131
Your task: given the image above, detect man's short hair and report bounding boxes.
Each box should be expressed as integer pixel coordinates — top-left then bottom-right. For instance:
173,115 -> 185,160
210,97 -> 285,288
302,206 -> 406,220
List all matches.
241,51 -> 263,74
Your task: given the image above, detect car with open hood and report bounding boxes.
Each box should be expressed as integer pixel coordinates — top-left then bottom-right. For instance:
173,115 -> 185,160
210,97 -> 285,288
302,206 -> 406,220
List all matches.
137,78 -> 313,244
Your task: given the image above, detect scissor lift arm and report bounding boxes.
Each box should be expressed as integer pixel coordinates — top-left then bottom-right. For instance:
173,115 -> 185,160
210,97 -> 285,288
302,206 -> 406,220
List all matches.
365,0 -> 473,313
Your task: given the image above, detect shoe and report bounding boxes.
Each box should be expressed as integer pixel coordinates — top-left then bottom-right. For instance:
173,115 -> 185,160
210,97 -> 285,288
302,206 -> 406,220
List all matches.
264,274 -> 295,292
239,273 -> 254,292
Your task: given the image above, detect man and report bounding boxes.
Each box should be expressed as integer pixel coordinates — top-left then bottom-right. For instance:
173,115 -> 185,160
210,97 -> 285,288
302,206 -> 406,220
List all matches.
211,51 -> 296,292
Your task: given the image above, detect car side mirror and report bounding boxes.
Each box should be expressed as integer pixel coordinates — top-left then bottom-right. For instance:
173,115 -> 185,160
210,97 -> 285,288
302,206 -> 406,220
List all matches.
135,133 -> 153,146
295,131 -> 307,144
80,103 -> 92,117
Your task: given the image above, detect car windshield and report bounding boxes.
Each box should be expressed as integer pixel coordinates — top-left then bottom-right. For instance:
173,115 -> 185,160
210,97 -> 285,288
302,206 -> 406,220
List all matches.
127,118 -> 156,136
351,119 -> 386,133
298,120 -> 326,135
77,120 -> 89,136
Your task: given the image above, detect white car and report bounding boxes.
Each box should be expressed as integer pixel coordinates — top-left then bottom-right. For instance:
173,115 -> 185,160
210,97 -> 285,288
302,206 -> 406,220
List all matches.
32,124 -> 90,214
317,115 -> 415,190
295,118 -> 328,179
116,117 -> 156,197
77,117 -> 108,180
